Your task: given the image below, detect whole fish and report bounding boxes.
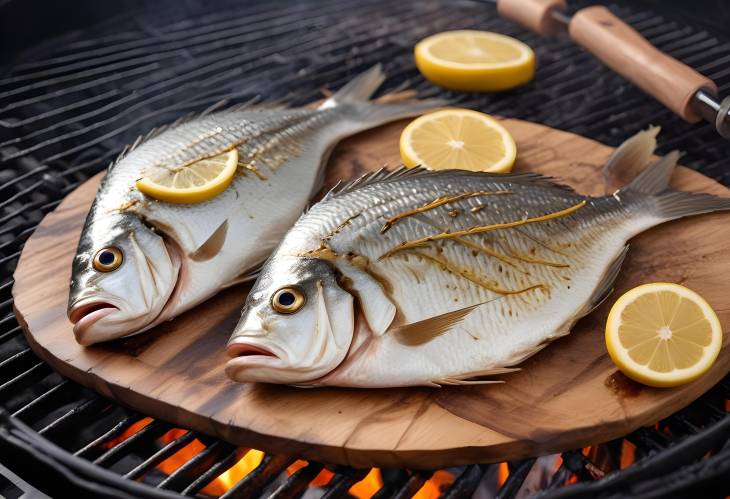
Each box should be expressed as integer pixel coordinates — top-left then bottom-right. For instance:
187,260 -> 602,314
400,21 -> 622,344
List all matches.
225,135 -> 730,387
68,66 -> 441,345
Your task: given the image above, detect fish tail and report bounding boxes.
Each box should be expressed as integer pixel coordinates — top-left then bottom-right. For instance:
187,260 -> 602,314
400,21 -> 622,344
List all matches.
320,64 -> 446,128
619,150 -> 730,220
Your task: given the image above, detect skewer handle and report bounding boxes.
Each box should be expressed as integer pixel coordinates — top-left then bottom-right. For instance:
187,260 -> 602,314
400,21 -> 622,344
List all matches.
569,6 -> 717,123
497,0 -> 567,37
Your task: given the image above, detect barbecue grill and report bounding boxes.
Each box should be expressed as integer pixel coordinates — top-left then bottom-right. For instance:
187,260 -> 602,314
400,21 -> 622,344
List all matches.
1,0 -> 729,497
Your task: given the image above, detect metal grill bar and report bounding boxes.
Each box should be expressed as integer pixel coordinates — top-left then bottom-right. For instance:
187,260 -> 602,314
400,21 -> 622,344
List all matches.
497,459 -> 536,499
124,431 -> 197,481
93,420 -> 173,468
178,446 -> 244,496
217,454 -> 294,499
268,462 -> 325,499
37,397 -> 107,439
158,440 -> 238,493
73,412 -> 141,459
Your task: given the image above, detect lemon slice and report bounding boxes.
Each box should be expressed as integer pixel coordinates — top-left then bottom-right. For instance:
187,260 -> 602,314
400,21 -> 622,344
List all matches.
605,283 -> 723,387
414,30 -> 535,92
136,148 -> 239,204
400,109 -> 516,173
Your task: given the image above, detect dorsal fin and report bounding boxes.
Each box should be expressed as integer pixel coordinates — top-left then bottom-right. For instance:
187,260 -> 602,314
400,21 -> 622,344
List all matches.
323,166 -> 577,201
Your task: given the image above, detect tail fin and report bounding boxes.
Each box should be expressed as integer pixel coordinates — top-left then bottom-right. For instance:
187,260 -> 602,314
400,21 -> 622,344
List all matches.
319,64 -> 386,108
602,126 -> 659,194
619,151 -> 730,220
319,64 -> 446,128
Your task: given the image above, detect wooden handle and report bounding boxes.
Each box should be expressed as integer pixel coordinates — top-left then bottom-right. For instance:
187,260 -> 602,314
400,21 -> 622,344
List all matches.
569,6 -> 716,123
497,0 -> 567,37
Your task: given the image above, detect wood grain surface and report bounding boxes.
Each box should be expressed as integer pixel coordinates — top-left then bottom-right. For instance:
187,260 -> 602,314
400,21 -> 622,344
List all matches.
12,118 -> 730,469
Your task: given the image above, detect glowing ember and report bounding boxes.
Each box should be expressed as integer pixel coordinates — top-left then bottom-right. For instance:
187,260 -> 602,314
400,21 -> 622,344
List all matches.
102,418 -> 456,497
497,462 -> 510,487
413,470 -> 455,499
620,440 -> 636,469
155,429 -> 265,496
349,468 -> 383,498
102,417 -> 153,448
286,460 -> 334,487
210,450 -> 265,495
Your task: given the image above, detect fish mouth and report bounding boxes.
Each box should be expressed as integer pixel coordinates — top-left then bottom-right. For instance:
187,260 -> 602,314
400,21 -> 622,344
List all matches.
226,342 -> 278,359
68,300 -> 120,345
225,338 -> 282,379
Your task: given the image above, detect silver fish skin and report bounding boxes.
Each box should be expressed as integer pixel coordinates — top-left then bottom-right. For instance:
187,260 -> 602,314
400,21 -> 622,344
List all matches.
67,66 -> 442,345
226,138 -> 730,388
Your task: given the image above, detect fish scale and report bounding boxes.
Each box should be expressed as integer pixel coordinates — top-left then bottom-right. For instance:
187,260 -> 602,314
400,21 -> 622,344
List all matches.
227,139 -> 730,387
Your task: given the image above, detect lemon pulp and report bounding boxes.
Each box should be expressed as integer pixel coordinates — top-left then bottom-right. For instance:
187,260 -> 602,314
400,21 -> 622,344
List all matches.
415,30 -> 535,92
605,283 -> 722,387
136,148 -> 239,204
400,109 -> 516,173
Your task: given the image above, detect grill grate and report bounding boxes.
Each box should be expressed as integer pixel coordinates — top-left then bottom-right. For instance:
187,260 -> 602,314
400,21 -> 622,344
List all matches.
1,0 -> 729,498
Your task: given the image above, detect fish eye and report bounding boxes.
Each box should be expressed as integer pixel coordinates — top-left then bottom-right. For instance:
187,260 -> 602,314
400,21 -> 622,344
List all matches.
93,247 -> 123,272
271,287 -> 306,314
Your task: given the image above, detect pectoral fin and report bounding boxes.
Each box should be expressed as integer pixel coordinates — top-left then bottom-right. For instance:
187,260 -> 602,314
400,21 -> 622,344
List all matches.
392,299 -> 493,346
190,220 -> 228,261
581,244 -> 630,317
431,367 -> 520,386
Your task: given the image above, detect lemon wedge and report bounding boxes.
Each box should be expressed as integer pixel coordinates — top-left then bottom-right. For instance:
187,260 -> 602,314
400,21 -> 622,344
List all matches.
605,283 -> 723,387
400,109 -> 516,173
414,30 -> 535,92
136,148 -> 239,204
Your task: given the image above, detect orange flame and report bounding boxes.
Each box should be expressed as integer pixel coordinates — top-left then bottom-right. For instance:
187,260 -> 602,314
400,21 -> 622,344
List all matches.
104,418 -> 454,497
102,417 -> 153,448
286,460 -> 335,487
413,470 -> 455,499
349,468 -> 383,498
497,462 -> 509,487
620,440 -> 636,469
156,429 -> 265,496
207,449 -> 265,495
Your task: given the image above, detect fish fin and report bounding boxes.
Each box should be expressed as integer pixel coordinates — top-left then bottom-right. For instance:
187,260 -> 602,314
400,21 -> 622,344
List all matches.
326,167 -> 577,200
318,64 -> 445,130
432,379 -> 505,387
319,64 -> 386,109
621,150 -> 680,196
432,367 -> 519,386
190,220 -> 228,261
619,150 -> 730,219
392,299 -> 495,346
582,244 -> 630,317
221,267 -> 261,289
603,126 -> 660,194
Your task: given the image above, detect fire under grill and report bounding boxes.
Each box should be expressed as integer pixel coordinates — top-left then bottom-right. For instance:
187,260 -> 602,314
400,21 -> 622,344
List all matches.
0,0 -> 729,497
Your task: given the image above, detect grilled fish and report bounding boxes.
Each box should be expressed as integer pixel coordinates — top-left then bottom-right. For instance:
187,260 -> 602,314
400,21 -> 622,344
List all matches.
226,135 -> 730,387
67,66 -> 441,345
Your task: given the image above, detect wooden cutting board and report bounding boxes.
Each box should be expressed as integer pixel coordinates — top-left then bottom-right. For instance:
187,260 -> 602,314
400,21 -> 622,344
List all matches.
13,119 -> 730,469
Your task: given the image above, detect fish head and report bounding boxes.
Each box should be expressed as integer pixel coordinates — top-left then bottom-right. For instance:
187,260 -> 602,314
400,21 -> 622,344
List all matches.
68,210 -> 181,345
226,256 -> 354,385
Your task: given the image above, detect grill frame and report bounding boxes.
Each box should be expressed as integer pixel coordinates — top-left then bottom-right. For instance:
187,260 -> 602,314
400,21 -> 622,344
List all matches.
1,0 -> 729,497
